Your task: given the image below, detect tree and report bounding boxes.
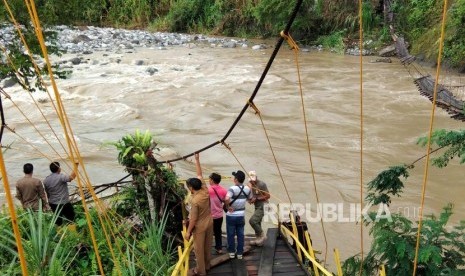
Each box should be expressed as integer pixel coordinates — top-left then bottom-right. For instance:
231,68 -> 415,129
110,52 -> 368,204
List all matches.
1,2 -> 69,92
110,129 -> 186,235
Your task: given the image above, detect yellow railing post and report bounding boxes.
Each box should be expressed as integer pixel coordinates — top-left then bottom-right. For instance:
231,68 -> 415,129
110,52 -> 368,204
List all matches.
171,223 -> 194,276
379,264 -> 386,276
279,225 -> 333,276
177,246 -> 183,275
333,248 -> 343,276
305,231 -> 319,276
290,212 -> 303,263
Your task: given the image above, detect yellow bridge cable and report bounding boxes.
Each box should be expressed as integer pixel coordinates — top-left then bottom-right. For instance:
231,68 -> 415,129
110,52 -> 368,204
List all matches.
24,0 -> 114,273
0,88 -> 68,162
412,0 -> 448,274
248,101 -> 293,205
0,150 -> 28,275
281,31 -> 328,263
0,0 -> 71,158
358,0 -> 365,273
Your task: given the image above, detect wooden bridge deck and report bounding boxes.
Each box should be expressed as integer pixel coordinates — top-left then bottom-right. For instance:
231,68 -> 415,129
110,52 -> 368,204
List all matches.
188,228 -> 310,276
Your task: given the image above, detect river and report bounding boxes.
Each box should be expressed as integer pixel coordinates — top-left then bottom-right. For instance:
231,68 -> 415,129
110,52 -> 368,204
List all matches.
1,41 -> 464,264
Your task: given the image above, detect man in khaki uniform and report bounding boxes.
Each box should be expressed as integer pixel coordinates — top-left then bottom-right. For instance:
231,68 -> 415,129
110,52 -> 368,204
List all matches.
16,163 -> 50,212
184,153 -> 213,275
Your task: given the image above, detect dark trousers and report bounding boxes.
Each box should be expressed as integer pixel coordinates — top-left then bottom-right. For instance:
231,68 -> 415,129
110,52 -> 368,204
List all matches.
50,203 -> 75,226
213,217 -> 223,250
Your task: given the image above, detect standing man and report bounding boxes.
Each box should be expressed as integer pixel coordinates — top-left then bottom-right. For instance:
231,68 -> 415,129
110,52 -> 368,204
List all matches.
43,161 -> 76,225
208,172 -> 227,254
225,170 -> 253,259
248,170 -> 270,246
184,153 -> 213,276
15,163 -> 50,212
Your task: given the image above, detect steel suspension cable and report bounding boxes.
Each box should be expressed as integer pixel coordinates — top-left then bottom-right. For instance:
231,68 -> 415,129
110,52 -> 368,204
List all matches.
358,0 -> 365,273
412,0 -> 448,274
158,0 -> 304,164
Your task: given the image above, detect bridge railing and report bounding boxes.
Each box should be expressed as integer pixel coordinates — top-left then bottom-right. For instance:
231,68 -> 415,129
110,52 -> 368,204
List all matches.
170,227 -> 194,276
280,212 -> 388,276
279,223 -> 334,276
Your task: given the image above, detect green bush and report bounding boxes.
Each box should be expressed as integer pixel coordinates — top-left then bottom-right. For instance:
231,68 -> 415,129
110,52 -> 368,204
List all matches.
106,0 -> 151,27
252,0 -> 319,39
444,0 -> 465,68
315,30 -> 345,53
160,0 -> 212,32
361,0 -> 381,33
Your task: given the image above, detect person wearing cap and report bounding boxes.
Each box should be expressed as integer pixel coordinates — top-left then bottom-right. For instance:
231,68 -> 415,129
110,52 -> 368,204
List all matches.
43,161 -> 77,225
224,170 -> 253,259
15,163 -> 51,212
184,153 -> 213,276
248,170 -> 270,246
207,172 -> 227,254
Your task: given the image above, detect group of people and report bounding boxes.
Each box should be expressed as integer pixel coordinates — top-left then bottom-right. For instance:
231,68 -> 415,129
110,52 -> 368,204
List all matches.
15,162 -> 77,225
185,153 -> 270,276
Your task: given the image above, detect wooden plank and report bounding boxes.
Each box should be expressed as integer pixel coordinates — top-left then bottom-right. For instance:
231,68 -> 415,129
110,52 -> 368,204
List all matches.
273,263 -> 305,273
272,272 -> 307,276
273,258 -> 302,265
258,228 -> 279,276
231,258 -> 249,276
208,264 -> 234,273
274,234 -> 311,276
210,245 -> 252,267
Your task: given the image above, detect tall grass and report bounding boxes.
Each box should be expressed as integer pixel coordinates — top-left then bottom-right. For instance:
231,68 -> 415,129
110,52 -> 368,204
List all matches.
361,1 -> 380,33
0,208 -> 77,275
136,214 -> 175,275
0,205 -> 176,275
107,0 -> 151,28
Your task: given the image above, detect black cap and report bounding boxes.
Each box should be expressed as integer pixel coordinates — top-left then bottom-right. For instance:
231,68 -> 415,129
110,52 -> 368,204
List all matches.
232,170 -> 245,183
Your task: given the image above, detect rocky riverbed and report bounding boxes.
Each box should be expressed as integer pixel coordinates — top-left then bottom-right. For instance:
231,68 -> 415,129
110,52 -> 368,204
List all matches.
1,24 -> 380,78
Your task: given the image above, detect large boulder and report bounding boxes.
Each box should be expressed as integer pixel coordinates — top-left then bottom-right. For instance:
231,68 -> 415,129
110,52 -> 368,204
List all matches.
379,44 -> 397,57
72,34 -> 91,44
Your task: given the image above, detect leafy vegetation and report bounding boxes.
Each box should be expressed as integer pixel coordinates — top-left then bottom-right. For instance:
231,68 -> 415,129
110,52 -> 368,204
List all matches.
343,204 -> 465,275
417,129 -> 465,168
109,129 -> 186,237
365,165 -> 409,206
0,2 -> 68,92
315,30 -> 346,53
